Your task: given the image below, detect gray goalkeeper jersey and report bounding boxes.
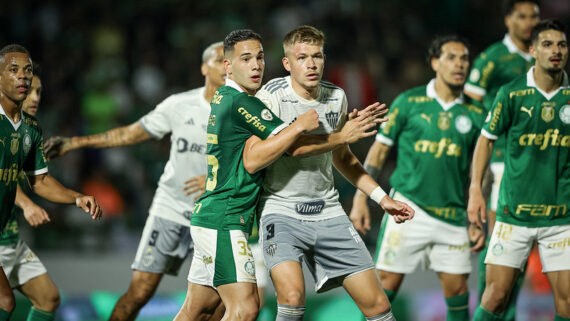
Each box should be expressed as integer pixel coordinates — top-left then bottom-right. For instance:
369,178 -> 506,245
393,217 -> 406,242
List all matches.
256,76 -> 348,221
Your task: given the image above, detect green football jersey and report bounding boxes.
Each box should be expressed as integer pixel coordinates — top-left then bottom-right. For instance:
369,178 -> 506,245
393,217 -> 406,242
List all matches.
191,80 -> 286,233
377,80 -> 485,226
482,68 -> 570,227
465,35 -> 534,163
0,171 -> 28,245
0,109 -> 48,233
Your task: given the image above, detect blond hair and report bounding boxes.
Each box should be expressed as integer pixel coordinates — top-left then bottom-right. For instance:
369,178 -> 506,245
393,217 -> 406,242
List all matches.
282,25 -> 325,55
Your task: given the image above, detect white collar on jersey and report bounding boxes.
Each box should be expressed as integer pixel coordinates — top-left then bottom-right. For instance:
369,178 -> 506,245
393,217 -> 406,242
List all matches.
0,103 -> 24,131
426,79 -> 465,111
526,67 -> 569,100
225,78 -> 245,93
503,34 -> 533,62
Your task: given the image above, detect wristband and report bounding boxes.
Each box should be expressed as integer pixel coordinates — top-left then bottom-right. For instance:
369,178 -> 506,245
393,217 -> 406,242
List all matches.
369,186 -> 387,204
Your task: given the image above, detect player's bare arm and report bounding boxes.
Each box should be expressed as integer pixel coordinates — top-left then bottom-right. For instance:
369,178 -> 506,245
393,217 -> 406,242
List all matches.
242,109 -> 319,174
467,135 -> 494,229
332,144 -> 414,224
350,141 -> 391,234
464,90 -> 483,102
183,175 -> 207,200
44,122 -> 152,160
15,184 -> 50,227
288,102 -> 388,157
28,173 -> 102,220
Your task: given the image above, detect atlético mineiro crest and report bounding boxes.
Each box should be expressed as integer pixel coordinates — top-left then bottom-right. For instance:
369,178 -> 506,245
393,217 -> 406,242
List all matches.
325,107 -> 339,129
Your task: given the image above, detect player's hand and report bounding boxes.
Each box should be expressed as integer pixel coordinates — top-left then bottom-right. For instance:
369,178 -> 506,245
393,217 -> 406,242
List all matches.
22,202 -> 50,227
349,194 -> 371,235
184,175 -> 206,200
341,103 -> 388,144
467,186 -> 486,230
469,223 -> 486,252
44,136 -> 72,160
75,195 -> 102,220
294,109 -> 320,132
379,196 -> 414,223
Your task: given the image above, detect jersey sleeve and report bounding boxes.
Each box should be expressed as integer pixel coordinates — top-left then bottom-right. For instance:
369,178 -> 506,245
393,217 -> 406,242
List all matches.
233,94 -> 286,140
255,88 -> 282,117
376,93 -> 408,146
24,127 -> 48,176
139,97 -> 173,139
482,87 -> 512,140
334,93 -> 348,132
465,53 -> 495,97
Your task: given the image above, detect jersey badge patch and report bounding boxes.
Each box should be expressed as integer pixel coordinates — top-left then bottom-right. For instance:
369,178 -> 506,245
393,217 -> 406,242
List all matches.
143,248 -> 154,267
492,243 -> 504,256
438,112 -> 452,131
23,134 -> 31,154
469,69 -> 480,83
265,241 -> 277,256
10,134 -> 20,155
454,115 -> 472,134
559,105 -> 570,124
244,260 -> 256,276
261,109 -> 273,121
541,106 -> 554,123
325,108 -> 339,128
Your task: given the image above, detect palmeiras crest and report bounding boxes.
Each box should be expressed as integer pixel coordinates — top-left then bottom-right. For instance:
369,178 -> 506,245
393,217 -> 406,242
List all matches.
325,107 -> 339,128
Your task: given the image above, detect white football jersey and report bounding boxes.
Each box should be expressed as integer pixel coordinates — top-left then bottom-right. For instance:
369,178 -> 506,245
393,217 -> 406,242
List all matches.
256,76 -> 347,221
139,87 -> 209,226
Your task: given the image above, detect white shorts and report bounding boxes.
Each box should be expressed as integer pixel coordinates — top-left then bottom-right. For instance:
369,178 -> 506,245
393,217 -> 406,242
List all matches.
250,243 -> 268,288
0,240 -> 47,288
187,226 -> 256,287
375,191 -> 471,274
485,221 -> 570,272
489,162 -> 504,211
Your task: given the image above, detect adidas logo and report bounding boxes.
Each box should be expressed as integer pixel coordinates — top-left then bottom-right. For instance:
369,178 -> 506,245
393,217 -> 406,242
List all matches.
185,118 -> 195,125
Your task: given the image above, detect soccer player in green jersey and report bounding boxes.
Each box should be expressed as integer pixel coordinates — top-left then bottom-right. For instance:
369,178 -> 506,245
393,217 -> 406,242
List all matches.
0,45 -> 102,321
350,35 -> 486,321
174,30 -> 321,321
464,2 -> 540,317
468,20 -> 569,321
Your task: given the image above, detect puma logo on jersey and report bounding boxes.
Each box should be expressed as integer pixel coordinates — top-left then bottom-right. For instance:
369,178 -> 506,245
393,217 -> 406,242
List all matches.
420,113 -> 432,124
520,106 -> 534,118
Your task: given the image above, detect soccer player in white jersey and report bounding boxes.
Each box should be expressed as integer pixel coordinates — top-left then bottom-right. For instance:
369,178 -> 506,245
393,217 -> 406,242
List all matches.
43,42 -> 227,321
255,25 -> 414,321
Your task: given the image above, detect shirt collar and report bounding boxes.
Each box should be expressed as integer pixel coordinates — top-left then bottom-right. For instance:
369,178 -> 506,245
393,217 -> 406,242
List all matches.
503,34 -> 533,62
0,103 -> 23,131
526,67 -> 570,100
225,78 -> 245,93
426,79 -> 464,111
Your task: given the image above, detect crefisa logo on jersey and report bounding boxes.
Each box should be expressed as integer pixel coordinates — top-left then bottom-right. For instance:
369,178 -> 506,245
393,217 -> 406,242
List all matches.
325,108 -> 339,128
560,105 -> 570,124
454,115 -> 472,134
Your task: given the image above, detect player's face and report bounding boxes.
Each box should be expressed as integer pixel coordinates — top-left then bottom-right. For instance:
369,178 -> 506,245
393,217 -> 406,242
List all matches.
0,52 -> 32,104
506,2 -> 540,43
283,42 -> 325,90
203,46 -> 226,89
530,30 -> 568,74
432,42 -> 469,90
22,75 -> 42,116
224,40 -> 264,94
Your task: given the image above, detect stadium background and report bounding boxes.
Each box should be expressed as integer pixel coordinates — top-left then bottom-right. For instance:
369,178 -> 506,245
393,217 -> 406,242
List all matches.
2,0 -> 570,320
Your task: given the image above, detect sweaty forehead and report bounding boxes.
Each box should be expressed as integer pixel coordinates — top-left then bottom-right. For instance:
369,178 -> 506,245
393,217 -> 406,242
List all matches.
234,40 -> 263,56
538,30 -> 567,42
441,42 -> 468,55
1,52 -> 32,67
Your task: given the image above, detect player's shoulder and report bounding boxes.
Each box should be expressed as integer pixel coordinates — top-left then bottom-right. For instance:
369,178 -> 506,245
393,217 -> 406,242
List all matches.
21,111 -> 40,130
319,79 -> 345,97
476,41 -> 509,62
461,96 -> 485,116
260,77 -> 289,95
500,74 -> 529,96
159,87 -> 204,106
397,85 -> 429,102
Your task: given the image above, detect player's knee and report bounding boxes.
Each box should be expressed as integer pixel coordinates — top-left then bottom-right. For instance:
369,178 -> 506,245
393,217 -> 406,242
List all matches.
128,285 -> 155,306
0,294 -> 15,312
228,301 -> 259,321
36,289 -> 60,311
482,283 -> 508,311
282,289 -> 305,306
363,294 -> 391,316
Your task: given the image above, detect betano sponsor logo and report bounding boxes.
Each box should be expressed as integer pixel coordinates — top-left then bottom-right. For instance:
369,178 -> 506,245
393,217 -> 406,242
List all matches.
414,138 -> 462,158
237,107 -> 266,132
515,204 -> 567,217
518,129 -> 570,149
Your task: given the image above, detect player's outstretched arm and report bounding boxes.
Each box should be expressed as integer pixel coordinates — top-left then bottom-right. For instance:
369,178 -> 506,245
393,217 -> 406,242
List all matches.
332,145 -> 413,226
28,174 -> 102,220
243,109 -> 320,174
467,134 -> 494,230
349,141 -> 391,234
15,184 -> 50,227
288,102 -> 389,157
44,122 -> 152,160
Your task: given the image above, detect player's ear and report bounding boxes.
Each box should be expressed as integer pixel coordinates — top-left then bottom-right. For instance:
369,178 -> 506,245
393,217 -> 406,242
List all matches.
282,57 -> 291,72
504,15 -> 511,30
224,58 -> 232,75
201,63 -> 208,77
430,57 -> 439,73
529,44 -> 537,59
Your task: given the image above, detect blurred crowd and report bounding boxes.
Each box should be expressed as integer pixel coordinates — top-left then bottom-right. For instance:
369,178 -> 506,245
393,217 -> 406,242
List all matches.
1,0 -> 569,252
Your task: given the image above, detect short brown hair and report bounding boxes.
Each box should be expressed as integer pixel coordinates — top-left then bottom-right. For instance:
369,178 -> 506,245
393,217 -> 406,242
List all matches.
282,25 -> 325,55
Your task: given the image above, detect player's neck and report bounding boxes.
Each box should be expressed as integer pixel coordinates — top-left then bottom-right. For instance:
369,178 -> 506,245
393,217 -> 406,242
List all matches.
204,82 -> 218,102
0,95 -> 22,123
508,31 -> 530,53
434,78 -> 461,102
533,66 -> 564,93
291,80 -> 318,100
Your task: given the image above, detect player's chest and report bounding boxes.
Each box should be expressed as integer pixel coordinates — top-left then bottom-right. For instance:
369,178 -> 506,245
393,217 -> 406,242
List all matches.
494,58 -> 532,86
405,105 -> 476,141
170,108 -> 209,155
278,99 -> 343,133
510,95 -> 570,136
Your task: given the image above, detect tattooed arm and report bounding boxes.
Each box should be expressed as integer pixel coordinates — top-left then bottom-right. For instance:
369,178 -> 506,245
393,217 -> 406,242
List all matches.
44,122 -> 152,159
